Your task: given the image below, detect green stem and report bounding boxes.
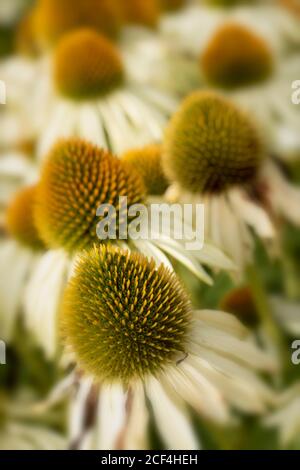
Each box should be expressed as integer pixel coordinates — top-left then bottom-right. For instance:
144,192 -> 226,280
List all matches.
247,264 -> 288,369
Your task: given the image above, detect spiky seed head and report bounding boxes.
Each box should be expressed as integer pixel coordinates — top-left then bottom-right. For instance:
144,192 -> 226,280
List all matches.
163,91 -> 265,194
220,286 -> 258,327
6,185 -> 44,250
61,245 -> 192,383
54,29 -> 125,101
33,0 -> 121,48
117,0 -> 160,28
122,145 -> 169,196
35,139 -> 145,253
201,23 -> 274,89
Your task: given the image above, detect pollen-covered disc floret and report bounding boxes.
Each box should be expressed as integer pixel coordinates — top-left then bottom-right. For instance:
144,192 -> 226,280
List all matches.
201,23 -> 274,89
122,145 -> 169,196
117,0 -> 160,28
54,29 -> 125,100
33,0 -> 121,47
6,185 -> 44,250
34,139 -> 145,253
61,245 -> 192,383
163,91 -> 264,194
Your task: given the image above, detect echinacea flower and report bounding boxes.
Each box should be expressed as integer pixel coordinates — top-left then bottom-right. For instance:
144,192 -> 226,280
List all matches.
58,245 -> 276,450
24,138 -> 232,358
163,91 -> 275,269
160,14 -> 300,156
161,0 -> 300,57
0,8 -> 176,156
37,28 -> 176,157
0,0 -> 121,144
0,184 -> 45,341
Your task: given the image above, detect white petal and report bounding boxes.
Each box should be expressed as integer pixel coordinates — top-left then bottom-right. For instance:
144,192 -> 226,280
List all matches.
0,240 -> 33,341
190,322 -> 277,373
229,189 -> 275,239
23,250 -> 70,358
162,364 -> 229,424
123,382 -> 149,450
193,310 -> 249,339
95,384 -> 127,450
146,376 -> 199,450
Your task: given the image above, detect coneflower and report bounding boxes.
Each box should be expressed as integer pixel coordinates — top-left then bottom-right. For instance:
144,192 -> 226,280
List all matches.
201,23 -> 274,89
24,138 -> 232,358
0,18 -> 176,160
163,91 -> 275,269
160,10 -> 300,156
59,245 -> 277,449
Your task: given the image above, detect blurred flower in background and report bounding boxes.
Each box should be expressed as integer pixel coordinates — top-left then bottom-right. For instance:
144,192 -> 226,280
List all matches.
0,0 -> 299,451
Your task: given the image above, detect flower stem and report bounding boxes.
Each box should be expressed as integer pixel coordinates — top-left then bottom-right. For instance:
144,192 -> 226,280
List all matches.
247,264 -> 288,369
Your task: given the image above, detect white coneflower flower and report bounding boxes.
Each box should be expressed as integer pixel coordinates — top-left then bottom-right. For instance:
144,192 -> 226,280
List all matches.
163,91 -> 275,270
24,138 -> 232,358
161,0 -> 300,57
159,9 -> 300,156
58,245 -> 277,450
0,184 -> 45,341
264,382 -> 300,448
0,25 -> 176,158
199,23 -> 300,156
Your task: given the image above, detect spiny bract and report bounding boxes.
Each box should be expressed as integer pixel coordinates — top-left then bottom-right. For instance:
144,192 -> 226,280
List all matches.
34,139 -> 145,253
6,185 -> 44,250
122,145 -> 169,196
61,245 -> 192,383
163,91 -> 265,194
33,0 -> 121,48
54,28 -> 125,101
201,23 -> 274,89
